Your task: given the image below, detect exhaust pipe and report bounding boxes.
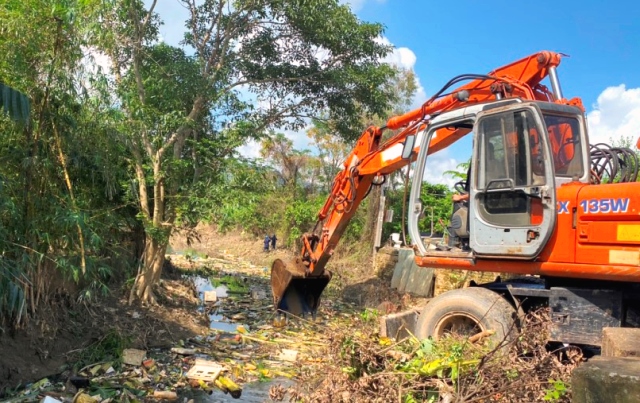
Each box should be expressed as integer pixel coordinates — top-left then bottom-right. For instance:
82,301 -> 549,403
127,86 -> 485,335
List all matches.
271,258 -> 332,319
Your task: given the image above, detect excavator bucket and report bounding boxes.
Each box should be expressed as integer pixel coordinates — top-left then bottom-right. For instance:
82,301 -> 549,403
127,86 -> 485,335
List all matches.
271,258 -> 332,319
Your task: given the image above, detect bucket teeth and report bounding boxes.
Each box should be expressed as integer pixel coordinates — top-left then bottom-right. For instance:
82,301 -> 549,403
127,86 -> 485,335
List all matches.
270,258 -> 331,318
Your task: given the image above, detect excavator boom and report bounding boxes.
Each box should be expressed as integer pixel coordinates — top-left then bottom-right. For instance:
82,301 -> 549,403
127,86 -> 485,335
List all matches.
271,51 -> 584,317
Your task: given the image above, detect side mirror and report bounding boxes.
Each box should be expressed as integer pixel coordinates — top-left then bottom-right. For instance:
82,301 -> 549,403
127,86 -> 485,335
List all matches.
401,135 -> 415,159
636,137 -> 640,149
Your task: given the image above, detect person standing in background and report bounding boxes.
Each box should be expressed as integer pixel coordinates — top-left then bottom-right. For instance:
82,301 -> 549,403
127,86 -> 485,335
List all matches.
263,235 -> 271,252
270,234 -> 278,250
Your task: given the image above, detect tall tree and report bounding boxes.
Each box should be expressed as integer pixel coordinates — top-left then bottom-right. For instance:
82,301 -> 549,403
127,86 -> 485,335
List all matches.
307,118 -> 350,193
92,0 -> 395,303
260,133 -> 313,194
361,67 -> 418,245
303,66 -> 418,248
0,0 -> 137,324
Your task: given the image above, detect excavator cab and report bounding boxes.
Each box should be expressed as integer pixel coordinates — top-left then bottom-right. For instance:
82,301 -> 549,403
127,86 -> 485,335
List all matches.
409,100 -> 588,260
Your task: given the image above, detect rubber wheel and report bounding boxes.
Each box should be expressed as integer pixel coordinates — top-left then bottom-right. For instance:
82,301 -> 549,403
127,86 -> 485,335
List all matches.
415,287 -> 518,346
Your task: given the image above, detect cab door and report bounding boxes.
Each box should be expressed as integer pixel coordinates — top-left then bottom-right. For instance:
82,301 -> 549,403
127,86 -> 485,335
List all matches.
469,104 -> 556,258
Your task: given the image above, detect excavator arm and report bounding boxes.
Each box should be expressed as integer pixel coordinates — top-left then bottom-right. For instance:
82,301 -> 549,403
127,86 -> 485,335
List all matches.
271,51 -> 584,317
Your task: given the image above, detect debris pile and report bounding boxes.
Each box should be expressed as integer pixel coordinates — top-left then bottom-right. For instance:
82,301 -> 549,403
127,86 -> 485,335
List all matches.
2,251 -> 582,403
3,254 -> 358,402
284,308 -> 581,403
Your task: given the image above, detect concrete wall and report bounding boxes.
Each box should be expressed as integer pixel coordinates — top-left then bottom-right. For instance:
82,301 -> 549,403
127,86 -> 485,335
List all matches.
382,247 -> 509,297
389,248 -> 434,297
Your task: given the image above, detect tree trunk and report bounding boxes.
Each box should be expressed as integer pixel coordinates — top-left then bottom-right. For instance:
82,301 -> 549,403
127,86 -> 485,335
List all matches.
131,233 -> 169,305
360,185 -> 381,247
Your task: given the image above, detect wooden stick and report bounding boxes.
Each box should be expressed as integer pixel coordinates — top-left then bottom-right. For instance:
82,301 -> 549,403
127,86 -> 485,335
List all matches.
468,330 -> 495,343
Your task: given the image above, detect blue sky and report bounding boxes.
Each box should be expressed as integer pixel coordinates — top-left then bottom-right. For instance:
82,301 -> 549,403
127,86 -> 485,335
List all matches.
149,0 -> 640,186
349,0 -> 640,184
357,0 -> 640,107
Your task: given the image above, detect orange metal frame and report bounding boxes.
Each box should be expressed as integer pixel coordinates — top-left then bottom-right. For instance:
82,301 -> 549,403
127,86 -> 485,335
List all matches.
300,51 -> 640,285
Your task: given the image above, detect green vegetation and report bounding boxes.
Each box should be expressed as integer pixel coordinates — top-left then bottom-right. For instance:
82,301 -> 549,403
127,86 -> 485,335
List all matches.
544,379 -> 569,401
0,0 -> 468,330
305,308 -> 575,402
73,330 -> 130,371
210,275 -> 248,294
0,0 -> 416,326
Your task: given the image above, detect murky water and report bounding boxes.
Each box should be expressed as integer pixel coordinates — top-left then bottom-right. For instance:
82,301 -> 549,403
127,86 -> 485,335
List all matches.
193,276 -> 230,298
185,378 -> 294,402
209,313 -> 245,333
188,275 -> 290,402
192,276 -> 249,332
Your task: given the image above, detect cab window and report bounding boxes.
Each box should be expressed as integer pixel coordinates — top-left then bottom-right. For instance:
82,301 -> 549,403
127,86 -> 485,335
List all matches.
542,114 -> 584,177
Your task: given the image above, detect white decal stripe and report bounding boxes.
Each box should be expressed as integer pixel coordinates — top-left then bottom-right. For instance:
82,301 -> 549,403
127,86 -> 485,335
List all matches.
380,130 -> 428,163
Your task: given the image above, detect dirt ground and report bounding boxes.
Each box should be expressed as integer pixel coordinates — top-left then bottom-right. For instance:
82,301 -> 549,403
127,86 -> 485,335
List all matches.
170,224 -> 407,307
169,224 -> 296,268
0,268 -> 210,393
0,224 -> 396,394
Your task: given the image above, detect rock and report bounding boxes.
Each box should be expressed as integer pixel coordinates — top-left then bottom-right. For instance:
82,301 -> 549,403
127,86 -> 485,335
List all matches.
251,289 -> 266,300
571,356 -> 640,403
379,307 -> 421,340
277,349 -> 298,362
602,327 -> 640,358
122,349 -> 146,366
203,290 -> 217,302
170,347 -> 196,355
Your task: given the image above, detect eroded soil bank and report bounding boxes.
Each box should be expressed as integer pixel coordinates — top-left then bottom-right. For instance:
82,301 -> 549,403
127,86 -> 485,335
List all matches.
1,226 -> 578,402
0,226 -> 407,401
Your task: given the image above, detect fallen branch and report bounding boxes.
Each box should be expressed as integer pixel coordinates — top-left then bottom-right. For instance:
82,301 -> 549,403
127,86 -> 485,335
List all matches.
468,330 -> 495,343
240,334 -> 277,344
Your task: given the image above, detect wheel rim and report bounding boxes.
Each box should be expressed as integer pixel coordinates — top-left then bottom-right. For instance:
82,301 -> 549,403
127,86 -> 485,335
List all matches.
433,311 -> 484,338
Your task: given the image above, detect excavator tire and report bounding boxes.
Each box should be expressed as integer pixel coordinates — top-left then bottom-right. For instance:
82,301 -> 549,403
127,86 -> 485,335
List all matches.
415,287 -> 518,347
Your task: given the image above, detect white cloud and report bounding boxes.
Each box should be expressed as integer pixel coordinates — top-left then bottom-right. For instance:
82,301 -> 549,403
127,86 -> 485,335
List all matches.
78,47 -> 121,104
587,84 -> 640,146
81,47 -> 112,76
237,140 -> 262,159
374,36 -> 426,108
375,36 -> 415,70
421,151 -> 461,189
237,127 -> 314,160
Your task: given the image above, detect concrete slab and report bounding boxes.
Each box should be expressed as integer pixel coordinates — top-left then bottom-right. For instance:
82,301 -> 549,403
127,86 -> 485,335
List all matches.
398,263 -> 416,293
122,348 -> 146,366
572,356 -> 640,403
404,265 -> 434,297
602,327 -> 640,358
380,307 -> 422,340
390,249 -> 412,289
390,249 -> 434,297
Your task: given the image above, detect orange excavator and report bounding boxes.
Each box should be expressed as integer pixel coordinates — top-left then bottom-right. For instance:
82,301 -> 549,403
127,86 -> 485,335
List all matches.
271,51 -> 640,346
